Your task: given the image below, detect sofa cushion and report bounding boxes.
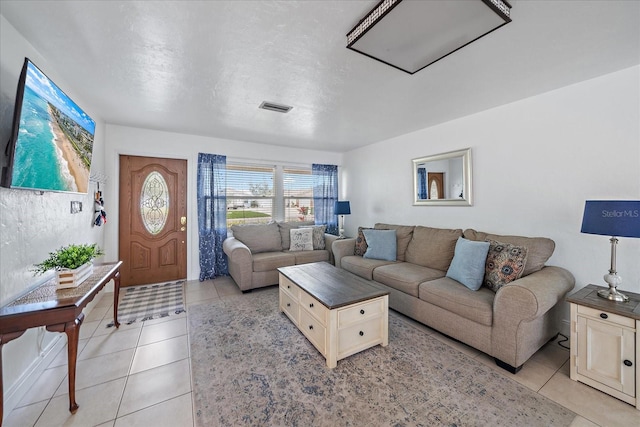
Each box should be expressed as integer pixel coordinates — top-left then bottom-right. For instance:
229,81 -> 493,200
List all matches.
463,229 -> 554,276
405,226 -> 463,271
300,224 -> 327,250
446,237 -> 491,291
252,252 -> 296,272
354,226 -> 371,256
419,277 -> 495,326
278,221 -> 314,250
483,239 -> 528,292
363,229 -> 397,261
231,222 -> 282,253
373,263 -> 445,298
289,249 -> 330,265
374,223 -> 415,261
341,255 -> 396,281
289,228 -> 314,251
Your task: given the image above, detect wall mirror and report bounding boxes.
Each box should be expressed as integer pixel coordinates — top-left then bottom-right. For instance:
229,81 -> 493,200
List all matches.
412,148 -> 472,206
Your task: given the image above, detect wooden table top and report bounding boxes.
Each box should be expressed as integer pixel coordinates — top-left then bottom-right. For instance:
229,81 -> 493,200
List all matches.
278,262 -> 388,310
566,284 -> 640,320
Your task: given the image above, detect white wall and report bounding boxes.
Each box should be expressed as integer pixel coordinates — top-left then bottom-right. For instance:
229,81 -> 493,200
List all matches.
0,15 -> 106,414
103,124 -> 342,280
343,65 -> 640,330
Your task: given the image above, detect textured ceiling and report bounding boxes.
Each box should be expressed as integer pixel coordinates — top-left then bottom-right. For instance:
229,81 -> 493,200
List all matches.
1,1 -> 638,152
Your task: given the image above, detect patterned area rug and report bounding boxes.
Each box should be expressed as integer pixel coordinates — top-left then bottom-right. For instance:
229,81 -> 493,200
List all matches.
188,287 -> 575,427
106,281 -> 185,327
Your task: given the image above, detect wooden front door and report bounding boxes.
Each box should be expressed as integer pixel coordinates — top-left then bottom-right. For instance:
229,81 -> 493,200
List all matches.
427,172 -> 444,199
119,155 -> 187,286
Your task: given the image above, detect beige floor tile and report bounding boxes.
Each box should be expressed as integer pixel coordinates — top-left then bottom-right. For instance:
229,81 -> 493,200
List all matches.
78,320 -> 101,340
475,353 -> 558,392
114,393 -> 193,427
118,359 -> 192,417
94,292 -> 115,307
138,317 -> 187,346
3,400 -> 47,427
78,328 -> 141,360
539,362 -> 638,427
34,378 -> 126,427
185,283 -> 219,303
53,349 -> 135,397
214,280 -> 242,296
95,422 -> 115,427
93,317 -> 143,337
569,415 -> 600,427
527,338 -> 570,371
17,365 -> 67,407
85,304 -> 111,322
47,338 -> 89,369
129,335 -> 189,375
143,311 -> 187,326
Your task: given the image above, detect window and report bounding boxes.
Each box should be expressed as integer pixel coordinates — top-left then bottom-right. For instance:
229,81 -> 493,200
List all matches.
226,164 -> 274,227
284,168 -> 314,222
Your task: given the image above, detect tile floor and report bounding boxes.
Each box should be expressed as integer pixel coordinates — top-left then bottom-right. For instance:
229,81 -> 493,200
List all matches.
3,276 -> 638,426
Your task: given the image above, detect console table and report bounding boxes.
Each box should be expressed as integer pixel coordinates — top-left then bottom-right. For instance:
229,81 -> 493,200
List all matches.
0,261 -> 122,422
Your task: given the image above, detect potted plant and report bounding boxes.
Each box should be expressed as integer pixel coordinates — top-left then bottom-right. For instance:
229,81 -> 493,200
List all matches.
33,243 -> 104,289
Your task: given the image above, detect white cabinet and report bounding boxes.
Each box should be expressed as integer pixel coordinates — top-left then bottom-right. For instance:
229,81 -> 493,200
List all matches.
568,285 -> 639,410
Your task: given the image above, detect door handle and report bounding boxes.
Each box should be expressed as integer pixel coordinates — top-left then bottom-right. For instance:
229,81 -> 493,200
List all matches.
181,216 -> 187,225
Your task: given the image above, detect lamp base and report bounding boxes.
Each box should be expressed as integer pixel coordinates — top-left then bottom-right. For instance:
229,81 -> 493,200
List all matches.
597,272 -> 629,302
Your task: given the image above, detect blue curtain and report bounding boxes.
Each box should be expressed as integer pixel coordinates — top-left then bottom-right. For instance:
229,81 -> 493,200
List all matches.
197,153 -> 228,280
418,167 -> 427,199
312,164 -> 339,235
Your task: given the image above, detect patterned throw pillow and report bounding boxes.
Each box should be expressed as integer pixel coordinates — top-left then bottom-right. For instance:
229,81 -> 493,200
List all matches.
484,239 -> 528,292
300,225 -> 327,250
289,228 -> 314,251
354,227 -> 371,256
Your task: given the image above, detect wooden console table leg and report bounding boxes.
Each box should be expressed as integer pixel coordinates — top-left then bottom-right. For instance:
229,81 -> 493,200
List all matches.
47,313 -> 84,414
113,270 -> 121,328
1,331 -> 27,424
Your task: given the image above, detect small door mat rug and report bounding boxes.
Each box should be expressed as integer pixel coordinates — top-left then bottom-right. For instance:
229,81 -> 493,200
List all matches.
106,281 -> 185,327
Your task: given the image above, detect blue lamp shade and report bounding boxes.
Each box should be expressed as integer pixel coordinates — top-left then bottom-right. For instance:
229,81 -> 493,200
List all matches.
581,200 -> 640,238
334,201 -> 351,215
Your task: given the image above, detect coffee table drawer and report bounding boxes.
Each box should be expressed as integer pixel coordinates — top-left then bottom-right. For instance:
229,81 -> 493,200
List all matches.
338,315 -> 384,358
338,298 -> 385,328
280,290 -> 299,324
299,308 -> 326,355
300,290 -> 328,325
280,276 -> 300,300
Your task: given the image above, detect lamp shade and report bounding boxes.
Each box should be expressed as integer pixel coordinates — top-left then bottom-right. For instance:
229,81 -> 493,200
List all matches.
334,201 -> 351,215
581,200 -> 640,238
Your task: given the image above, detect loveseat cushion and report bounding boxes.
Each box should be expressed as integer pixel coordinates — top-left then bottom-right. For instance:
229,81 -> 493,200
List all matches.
374,223 -> 415,261
463,229 -> 554,276
252,252 -> 296,272
231,222 -> 283,253
419,277 -> 495,326
405,226 -> 463,271
373,263 -> 445,297
288,249 -> 330,265
341,255 -> 396,280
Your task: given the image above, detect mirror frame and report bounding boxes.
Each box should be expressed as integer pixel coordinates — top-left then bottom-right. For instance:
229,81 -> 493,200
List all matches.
412,148 -> 473,206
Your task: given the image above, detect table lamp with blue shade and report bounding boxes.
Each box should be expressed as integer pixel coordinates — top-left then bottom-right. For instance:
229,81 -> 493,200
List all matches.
334,201 -> 351,238
581,200 -> 640,302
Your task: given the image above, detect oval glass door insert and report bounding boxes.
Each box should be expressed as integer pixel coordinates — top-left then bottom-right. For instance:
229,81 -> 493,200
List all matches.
140,171 -> 169,235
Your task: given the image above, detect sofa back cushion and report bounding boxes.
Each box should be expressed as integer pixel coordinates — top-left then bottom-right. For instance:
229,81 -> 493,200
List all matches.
231,222 -> 282,253
463,229 -> 555,276
405,226 -> 463,271
278,221 -> 314,250
374,223 -> 415,261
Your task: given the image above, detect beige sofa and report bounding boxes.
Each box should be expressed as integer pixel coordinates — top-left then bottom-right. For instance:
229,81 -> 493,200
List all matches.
223,221 -> 339,292
332,223 -> 575,373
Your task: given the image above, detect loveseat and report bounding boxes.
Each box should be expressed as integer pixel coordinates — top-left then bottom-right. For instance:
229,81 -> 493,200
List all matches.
332,223 -> 575,373
223,221 -> 339,292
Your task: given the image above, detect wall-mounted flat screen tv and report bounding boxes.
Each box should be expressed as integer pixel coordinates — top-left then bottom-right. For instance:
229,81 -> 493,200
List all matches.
1,58 -> 96,194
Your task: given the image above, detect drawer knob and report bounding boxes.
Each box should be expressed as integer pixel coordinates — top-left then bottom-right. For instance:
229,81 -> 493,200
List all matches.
359,331 -> 364,336
599,313 -> 608,319
309,303 -> 314,308
360,309 -> 365,315
624,360 -> 633,367
286,303 -> 290,307
309,325 -> 313,330
287,285 -> 290,289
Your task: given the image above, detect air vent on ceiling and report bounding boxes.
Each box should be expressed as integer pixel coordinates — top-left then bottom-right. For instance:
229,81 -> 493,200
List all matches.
259,101 -> 293,113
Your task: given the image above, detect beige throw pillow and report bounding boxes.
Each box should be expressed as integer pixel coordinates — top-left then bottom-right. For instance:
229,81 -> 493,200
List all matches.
289,228 -> 314,251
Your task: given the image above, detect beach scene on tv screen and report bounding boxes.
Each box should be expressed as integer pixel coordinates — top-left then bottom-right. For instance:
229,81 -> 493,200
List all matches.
11,61 -> 96,193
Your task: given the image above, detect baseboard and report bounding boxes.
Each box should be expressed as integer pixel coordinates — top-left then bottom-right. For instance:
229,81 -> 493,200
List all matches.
560,319 -> 571,339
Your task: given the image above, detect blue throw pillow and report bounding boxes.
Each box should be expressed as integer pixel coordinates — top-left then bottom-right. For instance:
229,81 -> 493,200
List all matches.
362,229 -> 397,261
446,237 -> 490,291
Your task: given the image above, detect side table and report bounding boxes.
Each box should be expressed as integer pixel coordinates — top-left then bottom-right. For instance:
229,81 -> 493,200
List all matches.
0,261 -> 122,422
567,284 -> 639,410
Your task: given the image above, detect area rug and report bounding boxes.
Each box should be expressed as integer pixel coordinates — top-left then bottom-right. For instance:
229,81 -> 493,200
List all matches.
188,287 -> 575,426
106,281 -> 185,327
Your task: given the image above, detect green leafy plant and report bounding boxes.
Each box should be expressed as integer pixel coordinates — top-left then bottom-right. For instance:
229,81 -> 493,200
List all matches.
32,243 -> 104,275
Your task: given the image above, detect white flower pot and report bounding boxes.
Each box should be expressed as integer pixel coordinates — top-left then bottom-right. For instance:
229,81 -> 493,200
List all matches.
56,262 -> 94,289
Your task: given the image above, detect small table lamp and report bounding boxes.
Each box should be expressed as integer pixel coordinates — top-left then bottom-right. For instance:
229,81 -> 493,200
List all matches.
580,200 -> 640,302
334,201 -> 351,238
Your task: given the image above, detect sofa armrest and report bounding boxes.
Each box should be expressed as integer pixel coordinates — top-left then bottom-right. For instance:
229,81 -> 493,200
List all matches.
324,234 -> 339,265
492,266 -> 575,366
222,237 -> 253,290
332,238 -> 356,268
